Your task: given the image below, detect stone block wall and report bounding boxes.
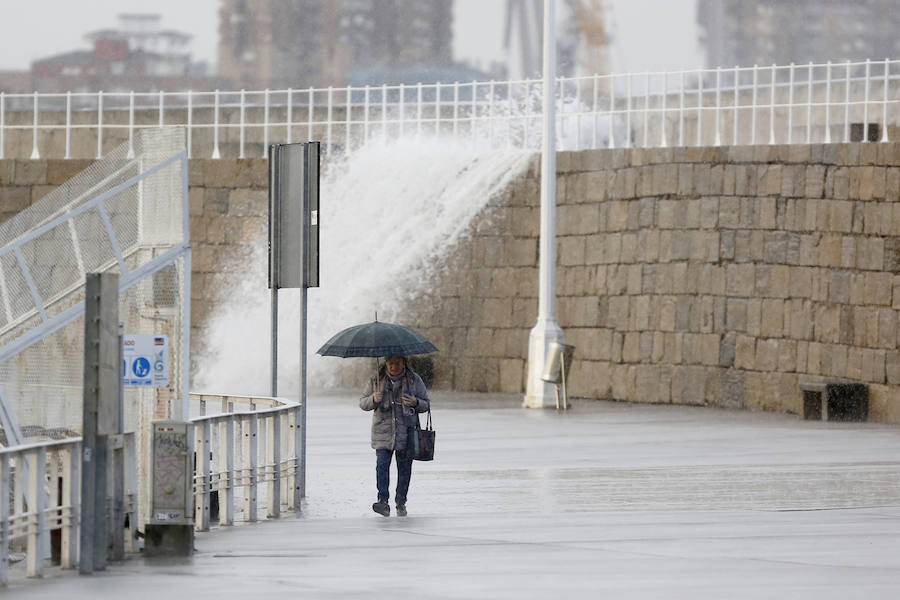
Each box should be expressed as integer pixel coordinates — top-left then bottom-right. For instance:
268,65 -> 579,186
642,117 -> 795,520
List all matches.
4,142 -> 900,424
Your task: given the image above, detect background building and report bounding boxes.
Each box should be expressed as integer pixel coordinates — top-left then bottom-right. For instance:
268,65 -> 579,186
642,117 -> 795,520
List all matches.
697,0 -> 900,69
217,0 -> 455,89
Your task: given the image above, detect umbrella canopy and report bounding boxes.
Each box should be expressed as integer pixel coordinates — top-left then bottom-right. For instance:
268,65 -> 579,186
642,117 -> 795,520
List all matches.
316,320 -> 438,358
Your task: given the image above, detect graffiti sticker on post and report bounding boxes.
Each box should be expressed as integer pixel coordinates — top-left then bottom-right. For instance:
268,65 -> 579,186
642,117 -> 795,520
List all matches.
123,334 -> 170,387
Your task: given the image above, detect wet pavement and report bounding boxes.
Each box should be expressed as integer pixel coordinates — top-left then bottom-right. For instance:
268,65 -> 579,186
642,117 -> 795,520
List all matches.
6,391 -> 900,598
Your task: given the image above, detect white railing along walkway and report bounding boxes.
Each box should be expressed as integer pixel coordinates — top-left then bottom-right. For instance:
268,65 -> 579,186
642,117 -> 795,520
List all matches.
190,393 -> 302,531
1,58 -> 899,160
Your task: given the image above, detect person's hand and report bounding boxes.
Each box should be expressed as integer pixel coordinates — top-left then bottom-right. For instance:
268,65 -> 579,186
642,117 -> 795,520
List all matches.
373,390 -> 383,404
402,394 -> 418,408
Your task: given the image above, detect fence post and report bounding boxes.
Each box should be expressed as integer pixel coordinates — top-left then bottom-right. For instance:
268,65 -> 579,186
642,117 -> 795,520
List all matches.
643,72 -> 650,147
223,417 -> 235,525
417,82 -> 424,138
1,454 -> 9,586
239,89 -> 246,159
26,447 -> 47,578
60,444 -> 78,569
863,59 -> 871,142
212,89 -> 220,159
609,75 -> 616,149
788,63 -> 795,144
31,91 -> 40,160
453,81 -> 459,139
470,80 -> 476,143
96,91 -> 104,159
626,74 -> 632,147
267,415 -> 281,518
195,421 -> 211,531
65,91 -> 72,159
733,65 -> 740,145
769,64 -> 777,145
807,62 -> 814,144
363,85 -> 370,144
660,72 -> 667,147
263,89 -> 270,158
345,86 -> 352,153
824,61 -> 832,143
243,414 -> 258,522
439,81 -> 445,139
844,61 -> 851,143
326,86 -> 333,154
882,58 -> 890,142
714,67 -> 722,146
127,91 -> 135,159
751,64 -> 758,145
187,91 -> 193,159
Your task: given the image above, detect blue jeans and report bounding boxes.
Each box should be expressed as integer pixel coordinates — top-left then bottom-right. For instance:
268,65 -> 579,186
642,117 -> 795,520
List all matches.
376,449 -> 413,505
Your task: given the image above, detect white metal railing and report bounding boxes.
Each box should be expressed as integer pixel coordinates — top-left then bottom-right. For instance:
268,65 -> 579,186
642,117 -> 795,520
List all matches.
189,393 -> 301,531
0,433 -> 138,586
1,58 -> 899,160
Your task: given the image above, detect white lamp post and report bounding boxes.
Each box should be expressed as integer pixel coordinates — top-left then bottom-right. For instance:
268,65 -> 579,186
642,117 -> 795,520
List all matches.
524,0 -> 566,408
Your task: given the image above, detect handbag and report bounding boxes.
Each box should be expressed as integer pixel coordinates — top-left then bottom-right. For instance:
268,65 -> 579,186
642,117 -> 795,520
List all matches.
414,409 -> 435,461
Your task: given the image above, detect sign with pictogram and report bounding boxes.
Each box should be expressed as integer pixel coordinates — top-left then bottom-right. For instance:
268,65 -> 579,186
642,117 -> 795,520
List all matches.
123,334 -> 169,387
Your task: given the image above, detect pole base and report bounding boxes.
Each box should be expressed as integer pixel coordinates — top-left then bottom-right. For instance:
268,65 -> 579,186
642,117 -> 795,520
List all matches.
523,319 -> 565,409
143,524 -> 194,557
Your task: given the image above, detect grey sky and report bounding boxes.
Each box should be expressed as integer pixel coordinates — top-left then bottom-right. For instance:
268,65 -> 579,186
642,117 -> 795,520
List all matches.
0,0 -> 703,75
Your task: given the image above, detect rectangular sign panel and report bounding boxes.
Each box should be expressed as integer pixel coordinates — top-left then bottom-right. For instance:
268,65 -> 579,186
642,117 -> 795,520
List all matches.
123,333 -> 170,387
268,142 -> 320,289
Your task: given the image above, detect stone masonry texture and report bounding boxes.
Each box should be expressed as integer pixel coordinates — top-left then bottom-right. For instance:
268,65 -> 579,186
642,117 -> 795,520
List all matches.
3,142 -> 900,424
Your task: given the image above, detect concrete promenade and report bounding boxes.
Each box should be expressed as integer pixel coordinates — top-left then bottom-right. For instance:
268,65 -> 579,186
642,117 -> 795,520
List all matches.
5,391 -> 900,599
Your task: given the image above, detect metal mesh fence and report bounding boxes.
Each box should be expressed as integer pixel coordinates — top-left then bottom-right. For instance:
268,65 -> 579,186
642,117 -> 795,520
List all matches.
0,127 -> 188,447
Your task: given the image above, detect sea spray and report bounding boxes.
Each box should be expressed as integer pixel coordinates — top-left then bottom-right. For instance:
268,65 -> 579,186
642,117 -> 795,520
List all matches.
193,138 -> 533,396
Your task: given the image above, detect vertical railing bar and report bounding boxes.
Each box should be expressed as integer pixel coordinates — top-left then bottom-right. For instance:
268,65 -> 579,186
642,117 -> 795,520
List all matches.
399,83 -> 406,138
248,414 -> 258,521
470,80 -> 476,143
439,81 -> 445,139
345,85 -> 352,154
307,87 -> 314,143
212,89 -> 221,159
453,81 -> 459,139
26,447 -> 46,578
660,72 -> 667,147
1,454 -> 9,586
124,434 -> 137,552
751,64 -> 758,145
186,90 -> 193,159
714,67 -> 722,146
158,90 -> 164,127
381,84 -> 388,142
696,70 -> 703,146
197,420 -> 211,531
326,86 -> 333,155
96,203 -> 128,276
287,87 -> 293,145
96,91 -> 103,159
127,91 -> 135,159
224,416 -> 235,525
268,414 -> 281,518
788,63 -> 795,144
239,89 -> 246,159
733,65 -> 740,145
863,59 -> 871,142
591,75 -> 599,148
364,85 -> 370,144
63,91 -> 72,159
678,71 -> 684,147
769,64 -> 777,144
626,73 -> 632,147
263,88 -> 270,158
882,57 -> 890,142
30,91 -> 40,159
844,60 -> 851,143
642,72 -> 649,147
807,62 -> 814,144
824,61 -> 832,144
608,75 -> 615,148
488,79 -> 495,147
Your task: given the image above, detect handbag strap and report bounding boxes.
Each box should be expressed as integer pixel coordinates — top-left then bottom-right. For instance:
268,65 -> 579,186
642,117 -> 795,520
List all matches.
425,408 -> 432,431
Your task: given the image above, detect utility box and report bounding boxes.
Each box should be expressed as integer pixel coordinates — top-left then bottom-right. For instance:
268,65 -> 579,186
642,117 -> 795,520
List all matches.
145,420 -> 194,556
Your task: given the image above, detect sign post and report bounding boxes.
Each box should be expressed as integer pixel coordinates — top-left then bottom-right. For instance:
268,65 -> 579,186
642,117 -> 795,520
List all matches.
268,141 -> 320,503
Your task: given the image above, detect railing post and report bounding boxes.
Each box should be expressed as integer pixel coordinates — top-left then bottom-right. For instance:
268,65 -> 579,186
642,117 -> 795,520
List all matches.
714,67 -> 722,146
212,89 -> 220,159
592,75 -> 599,149
788,63 -> 795,144
31,91 -> 40,160
642,72 -> 650,147
807,62 -> 815,143
470,80 -> 476,143
363,85 -> 370,144
267,414 -> 281,518
307,86 -> 314,143
239,89 -> 246,158
345,85 -> 352,153
222,417 -> 235,525
96,91 -> 103,159
381,84 -> 388,142
439,81 -> 446,139
696,69 -> 703,146
609,75 -> 616,149
326,86 -> 333,155
27,447 -> 47,578
291,407 -> 302,511
263,88 -> 270,158
488,79 -> 495,146
626,73 -> 632,147
127,90 -> 135,159
65,91 -> 71,159
660,72 -> 667,147
287,87 -> 293,144
60,444 -> 78,569
882,57 -> 890,142
844,60 -> 851,143
453,81 -> 460,139
158,90 -> 164,127
751,64 -> 758,145
0,92 -> 5,160
1,454 -> 9,586
824,61 -> 832,143
187,90 -> 193,159
417,82 -> 424,138
769,64 -> 777,144
243,414 -> 258,522
195,420 -> 211,531
733,65 -> 740,145
863,59 -> 871,142
399,83 -> 406,138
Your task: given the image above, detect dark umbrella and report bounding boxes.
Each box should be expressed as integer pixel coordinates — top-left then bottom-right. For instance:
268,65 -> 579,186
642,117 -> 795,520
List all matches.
316,320 -> 438,358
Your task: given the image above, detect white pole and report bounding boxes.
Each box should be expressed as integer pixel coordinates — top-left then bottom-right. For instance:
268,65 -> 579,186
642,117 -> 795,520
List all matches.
525,0 -> 565,409
769,64 -> 777,144
824,62 -> 832,144
212,89 -> 220,159
882,58 -> 889,142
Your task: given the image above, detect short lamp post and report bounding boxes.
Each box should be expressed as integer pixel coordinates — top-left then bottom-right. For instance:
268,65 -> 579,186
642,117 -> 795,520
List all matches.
524,0 -> 566,408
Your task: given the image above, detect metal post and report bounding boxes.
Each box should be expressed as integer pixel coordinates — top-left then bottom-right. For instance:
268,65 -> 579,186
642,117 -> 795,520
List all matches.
326,87 -> 333,154
381,84 -> 388,141
96,91 -> 103,159
751,65 -> 758,145
239,89 -> 246,159
158,90 -> 164,127
844,61 -> 851,143
470,80 -> 477,143
453,81 -> 459,138
287,88 -> 293,144
882,58 -> 890,142
642,72 -> 649,147
345,86 -> 351,153
770,64 -> 777,144
788,63 -> 795,144
733,66 -> 740,145
714,67 -> 721,146
65,92 -> 72,159
363,85 -> 370,143
31,91 -> 39,159
525,0 -> 565,409
127,91 -> 135,159
267,415 -> 281,518
399,83 -> 406,138
263,88 -> 270,157
212,89 -> 220,159
417,82 -> 424,138
186,91 -> 193,159
271,288 -> 278,397
1,455 -> 9,585
824,62 -> 832,143
299,286 -> 307,498
696,70 -> 703,146
26,447 -> 46,578
609,75 -> 616,148
863,59 -> 871,142
660,72 -> 667,147
807,62 -> 814,143
223,418 -> 235,525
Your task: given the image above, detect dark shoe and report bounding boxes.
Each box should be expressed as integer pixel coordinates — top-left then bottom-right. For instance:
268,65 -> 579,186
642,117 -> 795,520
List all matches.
396,504 -> 407,517
372,501 -> 390,517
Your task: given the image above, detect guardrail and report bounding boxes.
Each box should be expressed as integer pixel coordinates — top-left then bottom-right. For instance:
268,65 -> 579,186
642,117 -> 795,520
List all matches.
1,58 -> 899,160
190,393 -> 302,531
0,433 -> 137,586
